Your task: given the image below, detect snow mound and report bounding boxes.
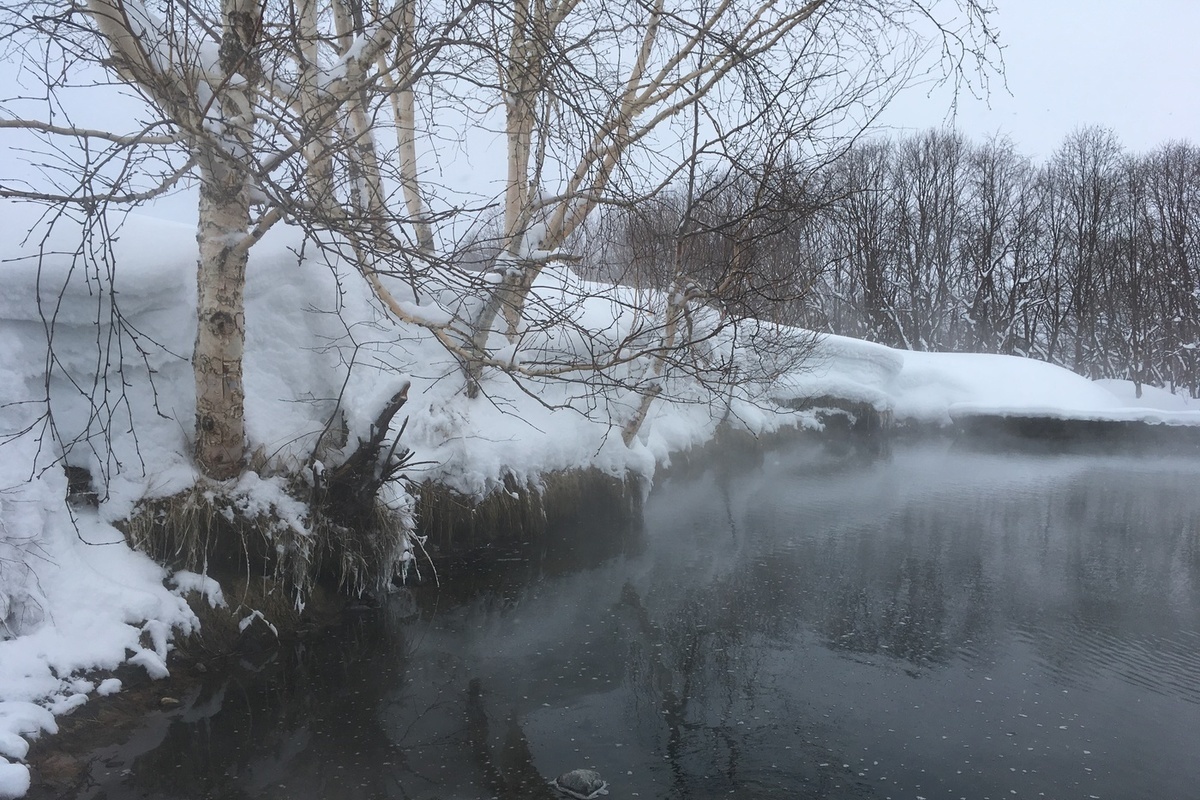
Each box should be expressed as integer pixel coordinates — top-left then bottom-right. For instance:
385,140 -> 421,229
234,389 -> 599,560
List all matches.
0,761 -> 30,800
0,702 -> 55,798
780,334 -> 1200,427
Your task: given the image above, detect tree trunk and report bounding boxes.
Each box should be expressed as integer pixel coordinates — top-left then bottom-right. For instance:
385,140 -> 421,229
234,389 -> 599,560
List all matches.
622,281 -> 691,445
194,159 -> 249,479
465,270 -> 524,397
193,0 -> 260,480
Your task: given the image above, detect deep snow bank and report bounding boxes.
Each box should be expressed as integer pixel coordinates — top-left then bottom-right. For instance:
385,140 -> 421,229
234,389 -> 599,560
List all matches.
780,332 -> 1200,426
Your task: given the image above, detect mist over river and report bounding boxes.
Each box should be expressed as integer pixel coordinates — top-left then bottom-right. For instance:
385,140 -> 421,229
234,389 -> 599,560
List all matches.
69,440 -> 1200,800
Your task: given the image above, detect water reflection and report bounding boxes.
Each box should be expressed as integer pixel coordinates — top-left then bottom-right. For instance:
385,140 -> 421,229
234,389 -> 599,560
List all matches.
63,442 -> 1200,800
64,611 -> 415,799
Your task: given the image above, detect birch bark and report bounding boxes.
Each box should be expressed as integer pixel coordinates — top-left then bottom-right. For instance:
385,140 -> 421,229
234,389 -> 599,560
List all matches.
192,0 -> 261,478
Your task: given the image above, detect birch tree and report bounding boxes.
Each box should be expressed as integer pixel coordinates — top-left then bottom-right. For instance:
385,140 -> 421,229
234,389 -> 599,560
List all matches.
3,0 -> 464,479
2,0 -> 1002,486
446,0 -> 1001,398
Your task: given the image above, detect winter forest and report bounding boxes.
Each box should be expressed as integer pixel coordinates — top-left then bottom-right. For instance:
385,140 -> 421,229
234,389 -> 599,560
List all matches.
589,127 -> 1200,396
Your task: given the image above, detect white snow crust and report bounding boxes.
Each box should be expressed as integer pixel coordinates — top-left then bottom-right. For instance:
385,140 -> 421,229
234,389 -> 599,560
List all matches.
779,333 -> 1200,425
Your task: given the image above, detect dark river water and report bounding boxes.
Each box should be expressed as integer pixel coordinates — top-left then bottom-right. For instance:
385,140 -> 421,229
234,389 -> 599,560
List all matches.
75,441 -> 1200,800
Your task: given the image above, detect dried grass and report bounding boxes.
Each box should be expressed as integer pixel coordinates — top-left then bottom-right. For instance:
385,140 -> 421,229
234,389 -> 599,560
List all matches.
415,467 -> 642,554
117,475 -> 410,610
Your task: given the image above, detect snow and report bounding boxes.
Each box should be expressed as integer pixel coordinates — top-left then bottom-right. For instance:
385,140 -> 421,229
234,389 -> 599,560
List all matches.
170,571 -> 226,609
0,202 -> 1197,796
238,610 -> 279,638
0,731 -> 28,762
1093,378 -> 1200,412
127,650 -> 170,681
781,333 -> 1200,427
0,704 -> 53,798
0,762 -> 30,800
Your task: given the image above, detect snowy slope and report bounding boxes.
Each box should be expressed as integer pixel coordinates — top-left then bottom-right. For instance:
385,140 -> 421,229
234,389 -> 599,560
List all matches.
781,332 -> 1200,426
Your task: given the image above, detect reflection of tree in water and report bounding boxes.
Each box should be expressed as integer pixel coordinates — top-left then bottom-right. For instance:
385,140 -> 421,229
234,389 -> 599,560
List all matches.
590,455 -> 937,796
84,455 -> 1200,799
437,455 -> 1200,799
819,554 -> 948,666
602,455 -> 1200,796
956,554 -> 996,663
1019,470 -> 1200,693
761,462 -> 1200,695
626,461 -> 801,795
768,504 -> 962,671
111,606 -> 416,800
464,678 -> 557,800
615,564 -> 874,799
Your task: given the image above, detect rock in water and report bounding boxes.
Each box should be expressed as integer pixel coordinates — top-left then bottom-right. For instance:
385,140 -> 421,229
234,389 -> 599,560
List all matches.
551,768 -> 609,799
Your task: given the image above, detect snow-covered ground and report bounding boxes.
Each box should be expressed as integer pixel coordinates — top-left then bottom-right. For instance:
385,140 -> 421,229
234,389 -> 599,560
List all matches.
781,333 -> 1200,426
0,206 -> 1196,798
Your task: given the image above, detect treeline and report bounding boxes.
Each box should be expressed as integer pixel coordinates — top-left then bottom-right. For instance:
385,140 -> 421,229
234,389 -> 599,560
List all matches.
590,127 -> 1200,396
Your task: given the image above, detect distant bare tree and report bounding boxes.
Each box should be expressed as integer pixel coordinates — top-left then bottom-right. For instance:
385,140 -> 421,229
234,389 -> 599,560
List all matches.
1048,126 -> 1124,375
1142,142 -> 1200,395
893,128 -> 966,349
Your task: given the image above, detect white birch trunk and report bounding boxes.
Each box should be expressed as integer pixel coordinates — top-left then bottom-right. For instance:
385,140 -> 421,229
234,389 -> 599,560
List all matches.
194,158 -> 250,479
298,0 -> 336,208
462,0 -> 544,395
384,0 -> 435,254
193,0 -> 260,479
468,0 -> 664,374
622,283 -> 691,445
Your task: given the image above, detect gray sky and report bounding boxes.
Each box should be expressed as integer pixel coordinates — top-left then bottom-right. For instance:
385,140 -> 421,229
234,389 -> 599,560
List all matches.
2,0 -> 1195,222
878,0 -> 1200,158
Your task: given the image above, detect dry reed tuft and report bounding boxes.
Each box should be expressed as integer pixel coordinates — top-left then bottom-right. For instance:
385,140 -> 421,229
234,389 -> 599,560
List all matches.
118,474 -> 412,611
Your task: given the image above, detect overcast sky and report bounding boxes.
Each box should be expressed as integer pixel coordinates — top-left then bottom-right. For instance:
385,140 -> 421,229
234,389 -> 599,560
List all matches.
2,0 -> 1195,224
878,0 -> 1200,159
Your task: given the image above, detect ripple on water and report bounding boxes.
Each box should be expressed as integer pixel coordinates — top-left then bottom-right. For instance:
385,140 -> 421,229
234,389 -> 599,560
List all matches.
1013,619 -> 1200,705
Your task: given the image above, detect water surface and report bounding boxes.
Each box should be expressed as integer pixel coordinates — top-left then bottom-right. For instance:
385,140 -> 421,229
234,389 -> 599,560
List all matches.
74,441 -> 1200,799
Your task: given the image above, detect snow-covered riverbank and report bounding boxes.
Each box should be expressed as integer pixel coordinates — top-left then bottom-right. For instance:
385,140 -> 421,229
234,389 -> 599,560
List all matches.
1,207 -> 1196,798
